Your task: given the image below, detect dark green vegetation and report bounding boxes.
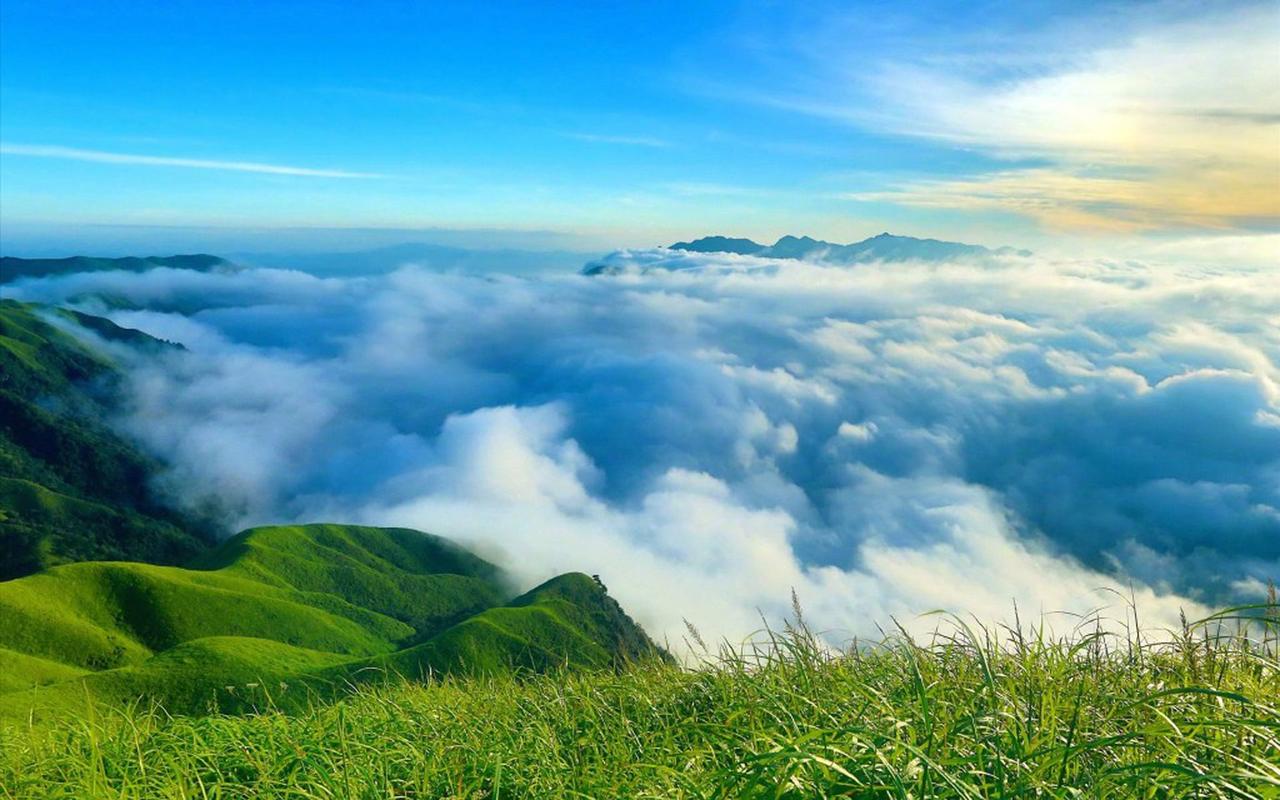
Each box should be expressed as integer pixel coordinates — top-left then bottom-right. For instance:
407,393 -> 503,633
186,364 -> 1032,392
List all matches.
0,523 -> 666,720
0,300 -> 210,580
2,604 -> 1275,799
0,254 -> 235,284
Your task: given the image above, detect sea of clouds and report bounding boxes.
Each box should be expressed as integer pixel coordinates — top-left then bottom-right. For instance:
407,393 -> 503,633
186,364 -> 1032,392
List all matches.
14,248 -> 1279,647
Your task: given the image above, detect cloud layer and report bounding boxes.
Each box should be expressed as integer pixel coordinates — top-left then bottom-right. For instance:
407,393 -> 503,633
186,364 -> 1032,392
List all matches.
14,251 -> 1279,646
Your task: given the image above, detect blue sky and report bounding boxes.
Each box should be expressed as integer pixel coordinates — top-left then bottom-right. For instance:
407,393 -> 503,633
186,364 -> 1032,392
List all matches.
1,0 -> 1276,254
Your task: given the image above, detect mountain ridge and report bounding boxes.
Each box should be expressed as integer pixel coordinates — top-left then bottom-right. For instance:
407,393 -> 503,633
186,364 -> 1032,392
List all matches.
670,232 -> 1030,262
0,254 -> 238,284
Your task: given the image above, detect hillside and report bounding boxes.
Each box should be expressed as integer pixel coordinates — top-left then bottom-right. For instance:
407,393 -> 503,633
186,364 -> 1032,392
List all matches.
0,300 -> 211,579
0,254 -> 237,283
0,523 -> 669,719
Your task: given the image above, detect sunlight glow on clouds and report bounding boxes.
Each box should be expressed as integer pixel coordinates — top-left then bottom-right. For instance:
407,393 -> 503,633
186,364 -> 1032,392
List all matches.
785,4 -> 1280,232
13,249 -> 1277,647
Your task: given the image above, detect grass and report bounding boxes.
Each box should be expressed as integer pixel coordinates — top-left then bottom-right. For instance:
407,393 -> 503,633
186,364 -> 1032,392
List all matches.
1,600 -> 1275,798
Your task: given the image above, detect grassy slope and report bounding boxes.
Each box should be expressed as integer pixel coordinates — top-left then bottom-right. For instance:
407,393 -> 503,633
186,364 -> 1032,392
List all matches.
0,524 -> 666,718
196,524 -> 505,642
1,610 -> 1274,799
0,650 -> 87,694
0,300 -> 210,579
364,574 -> 631,678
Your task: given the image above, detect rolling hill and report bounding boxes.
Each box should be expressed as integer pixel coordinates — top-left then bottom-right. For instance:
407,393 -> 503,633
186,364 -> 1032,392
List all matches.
0,523 -> 668,719
0,300 -> 212,579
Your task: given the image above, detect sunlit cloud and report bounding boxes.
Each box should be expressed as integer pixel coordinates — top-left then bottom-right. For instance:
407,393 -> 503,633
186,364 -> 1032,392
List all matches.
0,143 -> 388,179
749,4 -> 1280,233
846,167 -> 1280,232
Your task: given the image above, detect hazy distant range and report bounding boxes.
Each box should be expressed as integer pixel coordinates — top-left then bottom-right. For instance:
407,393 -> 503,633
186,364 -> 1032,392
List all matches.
2,231 -> 1026,282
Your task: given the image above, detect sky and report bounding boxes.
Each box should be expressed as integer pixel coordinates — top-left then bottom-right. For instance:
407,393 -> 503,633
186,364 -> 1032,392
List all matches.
2,0 -> 1278,256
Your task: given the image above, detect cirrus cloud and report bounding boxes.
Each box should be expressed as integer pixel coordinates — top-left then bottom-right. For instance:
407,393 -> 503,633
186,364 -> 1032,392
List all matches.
729,3 -> 1280,232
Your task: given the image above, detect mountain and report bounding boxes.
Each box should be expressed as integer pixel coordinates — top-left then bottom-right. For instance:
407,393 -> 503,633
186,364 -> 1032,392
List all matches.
763,234 -> 822,259
0,300 -> 212,579
671,232 -> 1030,263
667,236 -> 768,255
0,254 -> 238,284
0,523 -> 669,718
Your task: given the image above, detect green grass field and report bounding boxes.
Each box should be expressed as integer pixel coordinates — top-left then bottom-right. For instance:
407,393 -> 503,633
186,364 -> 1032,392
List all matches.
2,601 -> 1275,799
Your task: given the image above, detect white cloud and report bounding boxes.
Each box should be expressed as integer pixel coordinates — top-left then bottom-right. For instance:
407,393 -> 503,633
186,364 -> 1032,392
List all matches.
861,8 -> 1279,165
836,421 -> 877,443
0,143 -> 387,179
15,250 -> 1278,649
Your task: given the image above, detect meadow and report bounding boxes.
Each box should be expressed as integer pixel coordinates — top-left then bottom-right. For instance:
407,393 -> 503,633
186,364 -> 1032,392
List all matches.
3,600 -> 1276,799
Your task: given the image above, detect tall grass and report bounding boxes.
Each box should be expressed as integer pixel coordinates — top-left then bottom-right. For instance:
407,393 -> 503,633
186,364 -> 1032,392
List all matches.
3,599 -> 1277,799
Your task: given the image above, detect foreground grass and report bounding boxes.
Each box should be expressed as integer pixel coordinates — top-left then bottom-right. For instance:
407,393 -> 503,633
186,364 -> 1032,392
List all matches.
2,603 -> 1277,799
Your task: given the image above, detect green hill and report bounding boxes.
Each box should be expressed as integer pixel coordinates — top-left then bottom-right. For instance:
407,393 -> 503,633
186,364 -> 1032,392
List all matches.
373,572 -> 663,678
0,299 -> 211,579
0,523 -> 668,719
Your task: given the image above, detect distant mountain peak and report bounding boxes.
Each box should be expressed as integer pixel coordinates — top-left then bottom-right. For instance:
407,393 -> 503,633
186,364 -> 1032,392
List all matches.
666,232 -> 1026,264
667,236 -> 764,255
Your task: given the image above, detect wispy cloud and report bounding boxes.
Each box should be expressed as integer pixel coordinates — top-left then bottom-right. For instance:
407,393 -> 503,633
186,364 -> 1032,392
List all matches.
721,4 -> 1280,233
851,7 -> 1280,231
844,167 -> 1279,233
0,143 -> 388,179
563,132 -> 671,148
